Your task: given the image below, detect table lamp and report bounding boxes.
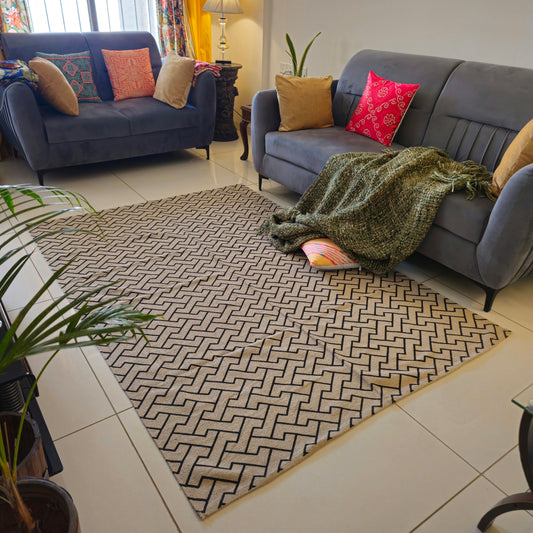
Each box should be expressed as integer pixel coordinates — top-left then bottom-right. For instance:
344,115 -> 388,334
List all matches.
202,0 -> 243,64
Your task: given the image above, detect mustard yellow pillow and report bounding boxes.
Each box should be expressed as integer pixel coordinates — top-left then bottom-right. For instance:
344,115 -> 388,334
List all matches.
492,118 -> 533,195
275,74 -> 334,132
29,57 -> 79,116
153,54 -> 196,110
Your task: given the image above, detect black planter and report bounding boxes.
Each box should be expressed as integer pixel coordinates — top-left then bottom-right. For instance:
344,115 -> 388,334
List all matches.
0,477 -> 80,533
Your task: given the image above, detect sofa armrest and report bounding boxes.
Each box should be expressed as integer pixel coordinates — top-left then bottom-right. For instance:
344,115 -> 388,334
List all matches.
0,83 -> 49,172
476,163 -> 533,288
188,71 -> 216,144
251,89 -> 280,173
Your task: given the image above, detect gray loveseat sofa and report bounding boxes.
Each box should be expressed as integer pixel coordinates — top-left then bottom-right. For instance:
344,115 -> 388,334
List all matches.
0,31 -> 216,184
252,49 -> 533,311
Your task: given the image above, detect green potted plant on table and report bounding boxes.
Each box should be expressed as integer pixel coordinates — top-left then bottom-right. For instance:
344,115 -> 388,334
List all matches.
0,185 -> 155,532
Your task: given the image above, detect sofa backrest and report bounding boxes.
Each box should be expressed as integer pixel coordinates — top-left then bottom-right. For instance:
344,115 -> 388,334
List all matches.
332,49 -> 462,147
83,31 -> 162,101
1,31 -> 162,102
422,60 -> 533,172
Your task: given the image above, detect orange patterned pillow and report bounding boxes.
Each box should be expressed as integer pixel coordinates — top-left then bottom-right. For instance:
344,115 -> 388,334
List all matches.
301,238 -> 360,270
101,48 -> 155,101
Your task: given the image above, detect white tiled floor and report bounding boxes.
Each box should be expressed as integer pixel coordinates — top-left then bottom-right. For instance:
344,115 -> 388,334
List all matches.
1,141 -> 533,532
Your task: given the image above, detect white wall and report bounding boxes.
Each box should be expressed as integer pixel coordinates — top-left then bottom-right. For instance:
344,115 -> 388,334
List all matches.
212,0 -> 533,126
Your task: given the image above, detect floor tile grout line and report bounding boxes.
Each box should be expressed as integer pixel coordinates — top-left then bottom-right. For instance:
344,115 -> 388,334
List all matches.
409,475 -> 484,532
115,411 -> 183,533
52,412 -> 117,444
80,345 -> 131,416
396,401 -> 507,477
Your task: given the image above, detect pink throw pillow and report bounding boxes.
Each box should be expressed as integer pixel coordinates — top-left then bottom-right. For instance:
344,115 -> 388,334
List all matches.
345,70 -> 419,146
101,48 -> 155,101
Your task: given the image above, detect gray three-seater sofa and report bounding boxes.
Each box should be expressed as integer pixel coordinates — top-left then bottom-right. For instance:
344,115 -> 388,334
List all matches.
252,49 -> 533,311
0,31 -> 216,185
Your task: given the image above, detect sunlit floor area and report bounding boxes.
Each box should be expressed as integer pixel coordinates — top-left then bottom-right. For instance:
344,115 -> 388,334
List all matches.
1,140 -> 533,533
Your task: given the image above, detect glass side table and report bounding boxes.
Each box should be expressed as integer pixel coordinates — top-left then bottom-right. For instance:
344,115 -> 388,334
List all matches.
478,390 -> 533,531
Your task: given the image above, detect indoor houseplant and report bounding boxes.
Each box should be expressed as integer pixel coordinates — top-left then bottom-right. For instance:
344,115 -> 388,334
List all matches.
285,31 -> 321,77
0,185 -> 155,532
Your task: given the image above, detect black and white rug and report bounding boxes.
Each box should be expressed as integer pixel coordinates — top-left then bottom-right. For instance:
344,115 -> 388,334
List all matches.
33,185 -> 510,518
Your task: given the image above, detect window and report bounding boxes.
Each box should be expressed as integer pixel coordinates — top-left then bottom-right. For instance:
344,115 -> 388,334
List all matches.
27,0 -> 158,43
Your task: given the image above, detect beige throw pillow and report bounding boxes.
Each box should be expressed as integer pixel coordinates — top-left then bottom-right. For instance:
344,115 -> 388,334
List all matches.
492,118 -> 533,195
275,74 -> 334,132
29,57 -> 79,116
153,54 -> 196,109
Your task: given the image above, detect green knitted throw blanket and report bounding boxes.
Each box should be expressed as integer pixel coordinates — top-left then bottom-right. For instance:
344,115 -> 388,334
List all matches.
259,146 -> 495,274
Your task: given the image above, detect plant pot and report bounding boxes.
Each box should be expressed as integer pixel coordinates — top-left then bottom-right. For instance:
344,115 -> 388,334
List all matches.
0,412 -> 47,478
0,477 -> 80,532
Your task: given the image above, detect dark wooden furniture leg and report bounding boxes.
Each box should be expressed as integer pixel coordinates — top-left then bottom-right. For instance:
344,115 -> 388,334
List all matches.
37,171 -> 44,186
258,174 -> 269,191
482,287 -> 498,312
478,410 -> 533,531
240,104 -> 251,160
196,145 -> 210,160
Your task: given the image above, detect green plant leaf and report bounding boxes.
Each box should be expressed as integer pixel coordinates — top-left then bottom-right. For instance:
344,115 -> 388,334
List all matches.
285,33 -> 298,75
297,31 -> 321,77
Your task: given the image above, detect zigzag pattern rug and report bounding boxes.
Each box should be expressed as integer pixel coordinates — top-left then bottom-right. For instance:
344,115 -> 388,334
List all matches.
33,185 -> 510,518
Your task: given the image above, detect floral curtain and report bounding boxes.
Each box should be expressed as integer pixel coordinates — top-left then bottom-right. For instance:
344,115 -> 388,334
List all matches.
0,0 -> 32,33
156,0 -> 189,57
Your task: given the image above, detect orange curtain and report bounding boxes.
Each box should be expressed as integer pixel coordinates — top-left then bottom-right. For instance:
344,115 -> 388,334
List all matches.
184,0 -> 211,62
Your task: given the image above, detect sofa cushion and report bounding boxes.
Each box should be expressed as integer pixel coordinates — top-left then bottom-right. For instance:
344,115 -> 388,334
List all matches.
432,192 -> 494,244
102,48 -> 156,101
111,97 -> 200,135
345,70 -> 419,146
302,238 -> 359,270
36,51 -> 101,102
29,57 -> 79,116
41,101 -> 131,143
265,126 -> 404,174
153,54 -> 196,109
492,118 -> 533,195
275,75 -> 334,132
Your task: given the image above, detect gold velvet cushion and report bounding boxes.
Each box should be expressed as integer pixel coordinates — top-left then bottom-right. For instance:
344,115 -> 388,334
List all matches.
275,74 -> 334,132
492,119 -> 533,195
153,54 -> 196,109
29,57 -> 79,116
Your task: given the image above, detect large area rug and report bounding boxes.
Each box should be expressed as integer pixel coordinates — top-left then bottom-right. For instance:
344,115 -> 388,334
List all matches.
33,185 -> 509,518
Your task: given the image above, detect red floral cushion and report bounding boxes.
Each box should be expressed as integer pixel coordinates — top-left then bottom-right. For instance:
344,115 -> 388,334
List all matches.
345,70 -> 419,146
101,48 -> 155,101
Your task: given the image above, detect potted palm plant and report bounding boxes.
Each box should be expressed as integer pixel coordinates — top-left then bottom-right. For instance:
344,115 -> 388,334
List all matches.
0,185 -> 156,532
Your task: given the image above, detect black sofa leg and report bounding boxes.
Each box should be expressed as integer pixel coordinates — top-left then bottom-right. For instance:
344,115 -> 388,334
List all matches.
483,287 -> 499,312
258,174 -> 268,191
196,145 -> 210,160
37,171 -> 44,186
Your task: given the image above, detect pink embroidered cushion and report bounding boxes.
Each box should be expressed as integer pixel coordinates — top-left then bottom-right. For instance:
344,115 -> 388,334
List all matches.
345,70 -> 420,146
101,48 -> 155,101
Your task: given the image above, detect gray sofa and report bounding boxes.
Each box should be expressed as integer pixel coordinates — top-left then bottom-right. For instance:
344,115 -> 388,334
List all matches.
252,49 -> 533,311
0,31 -> 216,184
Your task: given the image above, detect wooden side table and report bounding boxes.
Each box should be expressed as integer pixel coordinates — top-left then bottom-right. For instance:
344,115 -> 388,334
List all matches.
214,63 -> 242,142
240,104 -> 251,160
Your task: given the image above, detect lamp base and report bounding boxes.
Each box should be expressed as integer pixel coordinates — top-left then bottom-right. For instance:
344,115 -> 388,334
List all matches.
215,59 -> 232,65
